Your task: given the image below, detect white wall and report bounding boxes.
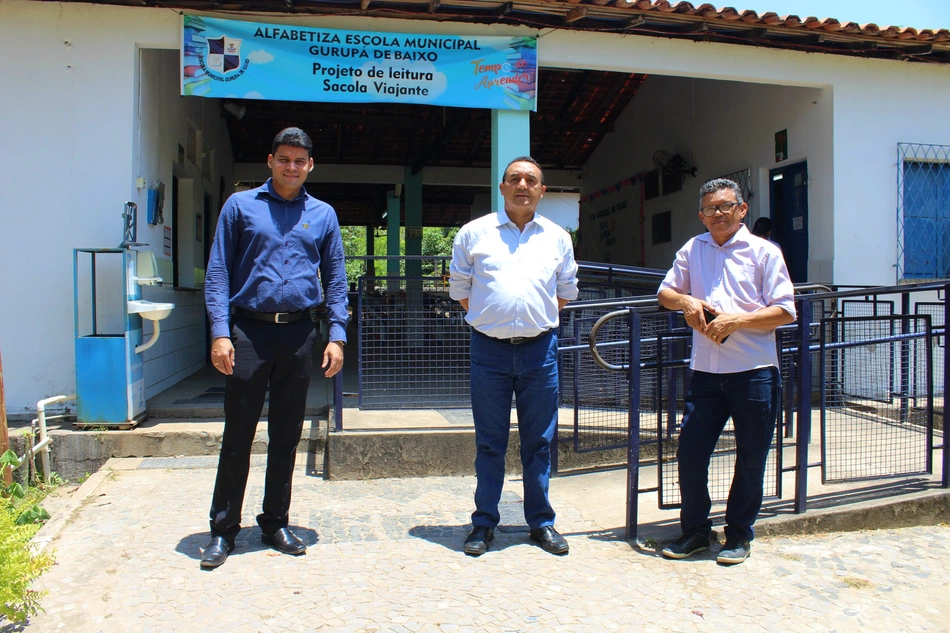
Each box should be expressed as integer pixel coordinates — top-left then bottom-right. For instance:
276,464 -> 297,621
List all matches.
471,191 -> 579,230
579,75 -> 831,277
136,49 -> 235,398
2,0 -> 949,411
541,30 -> 950,285
832,70 -> 950,284
0,1 -> 233,413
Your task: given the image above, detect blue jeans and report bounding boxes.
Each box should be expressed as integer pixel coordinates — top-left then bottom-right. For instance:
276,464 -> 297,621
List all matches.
469,329 -> 559,530
677,367 -> 780,543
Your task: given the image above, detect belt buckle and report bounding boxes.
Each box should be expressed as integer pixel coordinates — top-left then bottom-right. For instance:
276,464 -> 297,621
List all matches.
510,336 -> 526,345
274,312 -> 291,324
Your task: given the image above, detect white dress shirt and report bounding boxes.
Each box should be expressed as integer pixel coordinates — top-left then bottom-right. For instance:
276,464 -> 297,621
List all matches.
450,210 -> 579,339
659,225 -> 796,373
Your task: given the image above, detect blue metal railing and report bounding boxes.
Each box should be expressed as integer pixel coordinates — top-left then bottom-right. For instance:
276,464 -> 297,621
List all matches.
584,281 -> 949,539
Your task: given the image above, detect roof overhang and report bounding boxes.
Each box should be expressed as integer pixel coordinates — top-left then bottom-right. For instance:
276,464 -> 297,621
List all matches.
39,0 -> 950,64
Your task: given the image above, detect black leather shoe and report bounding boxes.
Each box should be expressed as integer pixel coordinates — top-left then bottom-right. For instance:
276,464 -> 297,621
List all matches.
463,526 -> 494,556
261,527 -> 307,555
529,526 -> 569,555
200,536 -> 234,569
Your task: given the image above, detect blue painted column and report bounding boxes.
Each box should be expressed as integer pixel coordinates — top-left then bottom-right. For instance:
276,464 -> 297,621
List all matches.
491,109 -> 531,213
404,167 -> 423,278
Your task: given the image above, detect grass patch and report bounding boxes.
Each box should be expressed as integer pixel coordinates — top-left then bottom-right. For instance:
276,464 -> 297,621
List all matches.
843,577 -> 871,590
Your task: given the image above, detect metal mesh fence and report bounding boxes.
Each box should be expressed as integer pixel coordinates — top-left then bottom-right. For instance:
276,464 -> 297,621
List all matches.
776,296 -> 828,437
358,276 -> 470,409
564,310 -> 630,452
558,306 -> 672,454
915,301 -> 945,401
897,143 -> 950,282
839,301 -> 895,402
820,315 -> 933,482
356,263 -> 662,412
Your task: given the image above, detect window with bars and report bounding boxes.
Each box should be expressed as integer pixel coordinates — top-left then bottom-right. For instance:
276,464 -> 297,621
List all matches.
898,143 -> 950,281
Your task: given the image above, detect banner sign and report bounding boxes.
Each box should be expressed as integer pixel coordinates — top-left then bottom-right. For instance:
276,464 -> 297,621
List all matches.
182,15 -> 537,111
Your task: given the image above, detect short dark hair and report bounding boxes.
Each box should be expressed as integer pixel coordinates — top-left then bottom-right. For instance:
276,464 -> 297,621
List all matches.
698,178 -> 743,208
751,217 -> 773,237
271,127 -> 313,158
502,156 -> 544,185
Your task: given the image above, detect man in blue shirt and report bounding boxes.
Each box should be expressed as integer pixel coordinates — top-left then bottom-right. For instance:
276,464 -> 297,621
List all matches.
450,156 -> 579,557
200,127 -> 348,569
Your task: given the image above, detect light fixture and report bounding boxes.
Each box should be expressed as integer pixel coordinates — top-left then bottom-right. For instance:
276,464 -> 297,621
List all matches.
223,101 -> 246,120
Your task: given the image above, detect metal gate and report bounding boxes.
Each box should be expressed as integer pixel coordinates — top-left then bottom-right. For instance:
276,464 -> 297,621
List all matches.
357,275 -> 470,409
820,315 -> 934,482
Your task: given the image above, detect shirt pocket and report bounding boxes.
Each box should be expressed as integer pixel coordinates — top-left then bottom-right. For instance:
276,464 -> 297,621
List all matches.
728,263 -> 762,302
538,256 -> 560,281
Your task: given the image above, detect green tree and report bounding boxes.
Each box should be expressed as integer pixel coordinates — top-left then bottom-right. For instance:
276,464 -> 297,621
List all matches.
421,227 -> 459,276
339,226 -> 458,285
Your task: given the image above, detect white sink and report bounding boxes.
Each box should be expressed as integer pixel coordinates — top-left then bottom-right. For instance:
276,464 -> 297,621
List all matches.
127,300 -> 175,321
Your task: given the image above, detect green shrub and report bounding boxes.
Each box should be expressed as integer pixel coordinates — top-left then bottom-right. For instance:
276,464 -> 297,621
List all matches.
1,451 -> 54,624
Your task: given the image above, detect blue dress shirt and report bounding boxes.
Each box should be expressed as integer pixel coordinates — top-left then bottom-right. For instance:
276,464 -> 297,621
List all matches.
449,210 -> 579,339
205,179 -> 348,343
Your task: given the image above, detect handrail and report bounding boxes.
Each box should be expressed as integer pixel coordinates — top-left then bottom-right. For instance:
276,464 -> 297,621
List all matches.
564,296 -> 660,311
791,281 -> 947,301
588,309 -> 635,372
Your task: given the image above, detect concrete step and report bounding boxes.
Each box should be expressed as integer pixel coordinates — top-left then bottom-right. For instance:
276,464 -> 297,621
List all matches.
325,428 -> 630,480
12,409 -> 639,482
10,418 -> 328,482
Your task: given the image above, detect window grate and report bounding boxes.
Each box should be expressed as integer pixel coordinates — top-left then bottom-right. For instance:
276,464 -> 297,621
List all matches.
897,143 -> 950,281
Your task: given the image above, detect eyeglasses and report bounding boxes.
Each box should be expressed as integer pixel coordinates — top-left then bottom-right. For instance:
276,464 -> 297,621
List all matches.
700,202 -> 740,217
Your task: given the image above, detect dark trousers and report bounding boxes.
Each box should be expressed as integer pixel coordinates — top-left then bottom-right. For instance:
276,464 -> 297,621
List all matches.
677,367 -> 780,543
469,329 -> 559,530
209,316 -> 317,544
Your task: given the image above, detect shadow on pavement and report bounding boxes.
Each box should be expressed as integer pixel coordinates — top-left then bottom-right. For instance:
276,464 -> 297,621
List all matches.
177,525 -> 319,560
408,524 -> 532,554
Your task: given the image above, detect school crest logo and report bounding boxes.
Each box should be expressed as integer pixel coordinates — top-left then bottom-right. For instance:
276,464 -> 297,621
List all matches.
206,36 -> 242,73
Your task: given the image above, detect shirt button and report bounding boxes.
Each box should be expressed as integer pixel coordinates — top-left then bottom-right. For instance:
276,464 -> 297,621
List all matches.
284,280 -> 289,285
284,260 -> 289,264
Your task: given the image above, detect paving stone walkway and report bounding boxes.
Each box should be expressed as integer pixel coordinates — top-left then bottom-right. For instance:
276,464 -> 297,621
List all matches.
9,458 -> 950,633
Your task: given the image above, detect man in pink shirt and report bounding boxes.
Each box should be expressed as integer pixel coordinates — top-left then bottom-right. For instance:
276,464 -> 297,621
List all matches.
657,178 -> 796,565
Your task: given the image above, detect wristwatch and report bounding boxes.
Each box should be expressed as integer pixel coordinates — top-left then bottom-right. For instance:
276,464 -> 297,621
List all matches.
331,340 -> 345,347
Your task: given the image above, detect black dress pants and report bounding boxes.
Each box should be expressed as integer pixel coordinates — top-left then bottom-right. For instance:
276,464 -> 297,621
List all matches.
209,316 -> 317,544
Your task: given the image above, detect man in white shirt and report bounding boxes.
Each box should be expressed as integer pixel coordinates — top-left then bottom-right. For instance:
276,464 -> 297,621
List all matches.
450,156 -> 579,556
657,178 -> 796,565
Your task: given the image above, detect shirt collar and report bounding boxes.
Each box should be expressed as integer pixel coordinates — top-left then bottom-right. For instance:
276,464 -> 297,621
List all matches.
697,223 -> 751,248
495,208 -> 538,228
260,178 -> 309,203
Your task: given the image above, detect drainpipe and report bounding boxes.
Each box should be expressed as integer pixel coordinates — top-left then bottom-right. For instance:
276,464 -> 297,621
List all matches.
36,394 -> 76,484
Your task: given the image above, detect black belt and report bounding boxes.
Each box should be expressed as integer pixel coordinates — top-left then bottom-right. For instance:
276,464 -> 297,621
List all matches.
232,306 -> 309,324
476,328 -> 554,345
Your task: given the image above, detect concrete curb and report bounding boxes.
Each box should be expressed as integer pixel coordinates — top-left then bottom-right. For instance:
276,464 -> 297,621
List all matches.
755,489 -> 950,538
30,463 -> 118,555
326,429 -> 627,480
